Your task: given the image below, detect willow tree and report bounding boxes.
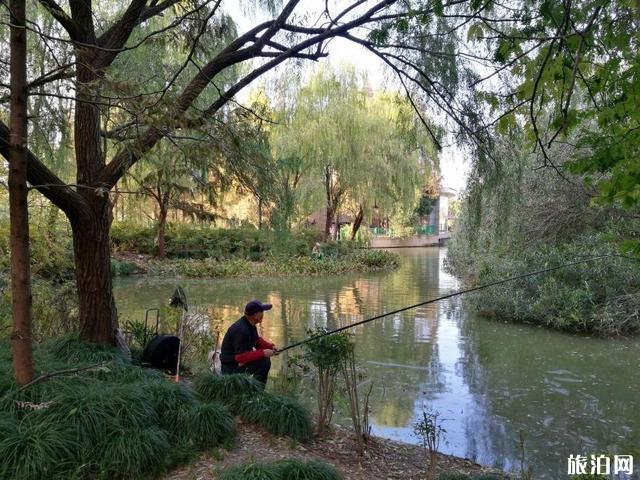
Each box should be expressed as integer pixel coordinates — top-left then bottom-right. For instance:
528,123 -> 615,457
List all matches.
282,67 -> 431,240
345,91 -> 438,240
1,0 -> 620,345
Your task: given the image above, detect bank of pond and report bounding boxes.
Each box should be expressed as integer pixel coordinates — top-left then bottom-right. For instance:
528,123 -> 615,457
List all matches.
0,337 -> 508,480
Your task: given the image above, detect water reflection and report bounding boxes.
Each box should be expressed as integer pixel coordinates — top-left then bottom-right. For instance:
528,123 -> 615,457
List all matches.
114,248 -> 640,479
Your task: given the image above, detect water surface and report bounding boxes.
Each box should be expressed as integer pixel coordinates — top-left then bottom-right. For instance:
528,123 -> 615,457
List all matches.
114,248 -> 640,479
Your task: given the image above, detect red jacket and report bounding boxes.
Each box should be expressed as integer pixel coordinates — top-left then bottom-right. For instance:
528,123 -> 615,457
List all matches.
235,337 -> 274,364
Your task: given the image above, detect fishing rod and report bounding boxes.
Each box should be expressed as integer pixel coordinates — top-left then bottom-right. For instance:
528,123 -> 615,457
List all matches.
278,253 -> 637,353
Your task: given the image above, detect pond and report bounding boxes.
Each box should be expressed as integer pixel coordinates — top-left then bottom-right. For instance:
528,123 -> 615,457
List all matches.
113,247 -> 640,479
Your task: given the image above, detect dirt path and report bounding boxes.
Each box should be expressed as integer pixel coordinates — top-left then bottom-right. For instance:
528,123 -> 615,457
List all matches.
165,421 -> 508,480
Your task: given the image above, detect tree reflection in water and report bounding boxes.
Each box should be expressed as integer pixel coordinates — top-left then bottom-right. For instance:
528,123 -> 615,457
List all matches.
114,247 -> 640,479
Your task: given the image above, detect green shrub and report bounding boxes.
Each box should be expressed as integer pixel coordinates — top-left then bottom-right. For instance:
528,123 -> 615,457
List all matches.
219,459 -> 342,480
1,279 -> 78,341
147,249 -> 400,278
111,259 -> 139,276
470,233 -> 640,334
238,392 -> 313,442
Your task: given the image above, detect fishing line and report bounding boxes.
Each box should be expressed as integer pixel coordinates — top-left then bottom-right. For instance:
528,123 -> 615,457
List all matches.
278,253 -> 638,353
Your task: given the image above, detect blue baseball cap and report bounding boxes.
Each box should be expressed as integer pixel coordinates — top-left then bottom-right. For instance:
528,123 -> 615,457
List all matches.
244,300 -> 273,315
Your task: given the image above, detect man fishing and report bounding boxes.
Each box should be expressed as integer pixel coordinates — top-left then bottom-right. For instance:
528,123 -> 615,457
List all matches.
219,300 -> 278,386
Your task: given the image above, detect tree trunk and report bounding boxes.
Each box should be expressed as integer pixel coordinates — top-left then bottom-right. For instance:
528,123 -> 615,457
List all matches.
71,197 -> 118,344
350,204 -> 364,241
156,206 -> 168,259
257,197 -> 263,229
9,0 -> 34,385
68,45 -> 120,345
324,204 -> 335,241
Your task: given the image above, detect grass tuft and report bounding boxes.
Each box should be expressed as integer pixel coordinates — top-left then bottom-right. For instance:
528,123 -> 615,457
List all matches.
0,343 -> 245,478
239,392 -> 313,442
194,372 -> 263,412
36,382 -> 158,444
219,459 -> 343,480
276,459 -> 342,479
0,415 -> 79,480
97,425 -> 170,478
177,401 -> 236,449
218,462 -> 280,480
45,334 -> 126,364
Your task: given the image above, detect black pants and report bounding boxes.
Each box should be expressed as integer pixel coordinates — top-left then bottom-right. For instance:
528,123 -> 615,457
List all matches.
221,357 -> 271,386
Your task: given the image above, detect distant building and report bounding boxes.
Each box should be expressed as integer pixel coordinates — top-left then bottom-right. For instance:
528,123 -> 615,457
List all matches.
430,186 -> 456,233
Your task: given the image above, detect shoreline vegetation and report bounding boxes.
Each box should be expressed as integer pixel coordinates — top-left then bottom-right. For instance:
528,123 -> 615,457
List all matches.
445,136 -> 640,337
112,249 -> 400,279
0,337 -> 509,480
110,223 -> 400,279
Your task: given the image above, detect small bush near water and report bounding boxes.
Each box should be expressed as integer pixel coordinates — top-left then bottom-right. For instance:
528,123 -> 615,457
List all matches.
219,459 -> 342,480
0,336 -> 236,480
195,372 -> 313,442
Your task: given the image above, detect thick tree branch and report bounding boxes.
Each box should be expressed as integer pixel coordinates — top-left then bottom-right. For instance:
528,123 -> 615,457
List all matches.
93,0 -> 148,70
0,120 -> 89,218
99,0 -> 398,188
140,0 -> 181,23
36,0 -> 86,40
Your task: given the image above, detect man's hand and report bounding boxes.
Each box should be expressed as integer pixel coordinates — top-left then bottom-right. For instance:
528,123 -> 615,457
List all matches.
263,349 -> 275,358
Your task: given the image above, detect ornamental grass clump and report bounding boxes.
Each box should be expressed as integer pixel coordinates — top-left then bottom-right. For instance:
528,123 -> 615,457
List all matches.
37,382 -> 158,442
219,459 -> 342,480
45,334 -> 126,363
177,401 -> 236,450
95,425 -> 170,478
238,391 -> 313,442
218,461 -> 278,480
194,372 -> 312,441
0,415 -> 80,480
275,459 -> 342,480
0,339 -> 238,479
194,372 -> 263,413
